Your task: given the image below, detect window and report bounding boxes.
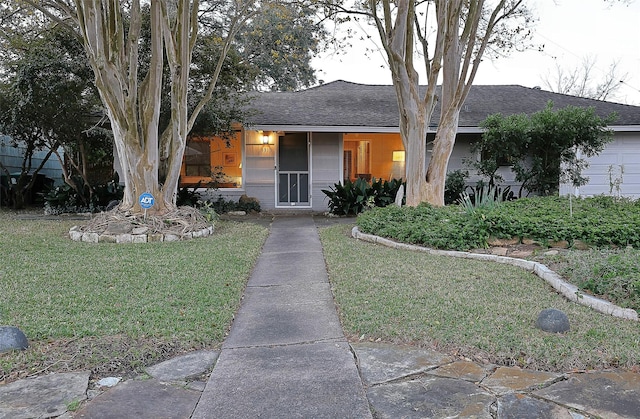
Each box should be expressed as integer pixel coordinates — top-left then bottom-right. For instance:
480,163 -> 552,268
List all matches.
184,141 -> 211,176
180,132 -> 243,188
343,133 -> 404,182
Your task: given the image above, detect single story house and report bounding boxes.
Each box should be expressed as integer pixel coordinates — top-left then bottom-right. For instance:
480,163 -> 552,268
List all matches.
180,80 -> 640,211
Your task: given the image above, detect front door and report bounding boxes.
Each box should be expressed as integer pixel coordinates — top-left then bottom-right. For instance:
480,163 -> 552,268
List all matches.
277,133 -> 310,206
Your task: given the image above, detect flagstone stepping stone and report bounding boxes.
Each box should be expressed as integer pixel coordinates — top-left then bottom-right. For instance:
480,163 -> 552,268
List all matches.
352,342 -> 452,385
0,371 -> 89,419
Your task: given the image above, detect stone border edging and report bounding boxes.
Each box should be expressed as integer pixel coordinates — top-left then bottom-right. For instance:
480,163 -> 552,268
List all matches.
351,226 -> 638,321
69,225 -> 214,243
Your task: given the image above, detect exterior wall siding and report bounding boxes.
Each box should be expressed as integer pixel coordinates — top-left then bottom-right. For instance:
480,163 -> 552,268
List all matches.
311,132 -> 342,212
1,136 -> 64,184
561,132 -> 640,199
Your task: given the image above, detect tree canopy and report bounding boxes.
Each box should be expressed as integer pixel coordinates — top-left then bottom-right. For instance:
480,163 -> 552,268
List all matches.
8,0 -> 328,216
0,24 -> 112,209
472,102 -> 616,196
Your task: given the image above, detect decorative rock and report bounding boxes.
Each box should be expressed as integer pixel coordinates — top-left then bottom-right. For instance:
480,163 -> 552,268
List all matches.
0,326 -> 28,352
572,240 -> 590,250
510,250 -> 534,258
132,226 -> 149,235
69,224 -> 215,244
487,236 -> 520,246
148,233 -> 164,242
549,240 -> 570,249
82,232 -> 99,243
490,247 -> 508,256
165,234 -> 180,242
228,210 -> 247,216
96,376 -> 122,387
116,234 -> 133,243
536,308 -> 570,333
69,229 -> 83,241
132,235 -> 147,243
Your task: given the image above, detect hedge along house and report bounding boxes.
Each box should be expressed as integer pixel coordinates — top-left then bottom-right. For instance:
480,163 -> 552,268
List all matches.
180,80 -> 640,211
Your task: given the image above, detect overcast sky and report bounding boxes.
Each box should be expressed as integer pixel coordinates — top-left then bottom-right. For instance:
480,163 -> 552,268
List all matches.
311,0 -> 640,105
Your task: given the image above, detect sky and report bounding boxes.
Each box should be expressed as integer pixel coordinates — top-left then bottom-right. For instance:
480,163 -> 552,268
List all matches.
311,0 -> 640,105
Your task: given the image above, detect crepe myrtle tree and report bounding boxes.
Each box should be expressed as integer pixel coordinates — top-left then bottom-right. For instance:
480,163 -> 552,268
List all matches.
349,0 -> 532,206
22,0 -> 323,215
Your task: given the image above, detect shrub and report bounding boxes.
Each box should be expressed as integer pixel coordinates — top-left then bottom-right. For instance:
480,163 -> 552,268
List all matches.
43,175 -> 123,214
322,178 -> 404,216
204,195 -> 261,214
444,170 -> 469,205
177,184 -> 202,207
458,184 -> 505,212
486,196 -> 640,248
357,195 -> 640,251
357,204 -> 491,250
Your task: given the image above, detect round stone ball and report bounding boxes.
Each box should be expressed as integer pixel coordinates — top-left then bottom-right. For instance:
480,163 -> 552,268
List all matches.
0,326 -> 29,352
535,309 -> 570,333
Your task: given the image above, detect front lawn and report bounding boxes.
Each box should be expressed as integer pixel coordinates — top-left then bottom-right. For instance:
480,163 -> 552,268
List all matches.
0,210 -> 268,383
320,224 -> 640,372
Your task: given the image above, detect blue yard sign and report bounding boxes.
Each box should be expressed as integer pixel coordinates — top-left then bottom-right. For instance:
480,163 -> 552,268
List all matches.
139,192 -> 155,209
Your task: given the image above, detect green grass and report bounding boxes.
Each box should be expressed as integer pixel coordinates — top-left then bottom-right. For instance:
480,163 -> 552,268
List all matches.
539,248 -> 640,312
357,196 -> 640,310
320,224 -> 640,372
0,209 -> 268,381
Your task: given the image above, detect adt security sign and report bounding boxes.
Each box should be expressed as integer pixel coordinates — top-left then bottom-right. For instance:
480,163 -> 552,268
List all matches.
139,192 -> 155,209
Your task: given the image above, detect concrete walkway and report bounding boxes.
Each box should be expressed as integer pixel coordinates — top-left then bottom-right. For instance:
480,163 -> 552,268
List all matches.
191,216 -> 372,418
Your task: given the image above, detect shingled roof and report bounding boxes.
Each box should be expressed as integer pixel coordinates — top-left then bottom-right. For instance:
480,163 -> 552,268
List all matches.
247,80 -> 640,130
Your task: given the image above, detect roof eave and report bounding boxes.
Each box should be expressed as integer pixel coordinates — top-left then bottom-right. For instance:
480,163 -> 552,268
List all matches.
247,124 -> 401,133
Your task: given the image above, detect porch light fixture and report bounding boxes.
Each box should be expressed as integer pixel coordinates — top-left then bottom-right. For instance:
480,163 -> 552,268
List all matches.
262,132 -> 270,145
392,150 -> 405,162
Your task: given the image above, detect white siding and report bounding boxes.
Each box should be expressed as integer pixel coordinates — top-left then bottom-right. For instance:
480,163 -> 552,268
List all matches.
311,132 -> 342,211
242,131 -> 277,208
561,132 -> 640,199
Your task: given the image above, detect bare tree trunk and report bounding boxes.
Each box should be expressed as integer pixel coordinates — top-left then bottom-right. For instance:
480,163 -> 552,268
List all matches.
424,113 -> 459,206
401,112 -> 429,206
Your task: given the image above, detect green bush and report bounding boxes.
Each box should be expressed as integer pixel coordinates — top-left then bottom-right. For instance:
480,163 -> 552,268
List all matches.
444,170 -> 469,205
43,175 -> 123,214
204,195 -> 261,214
357,204 -> 491,250
322,177 -> 404,216
357,195 -> 640,251
486,196 -> 640,247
